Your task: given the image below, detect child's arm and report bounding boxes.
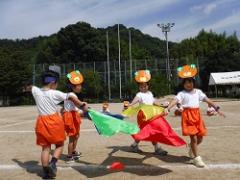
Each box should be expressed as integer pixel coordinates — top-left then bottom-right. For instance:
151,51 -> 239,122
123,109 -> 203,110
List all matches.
164,98 -> 178,115
128,96 -> 140,107
68,95 -> 88,111
203,97 -> 226,117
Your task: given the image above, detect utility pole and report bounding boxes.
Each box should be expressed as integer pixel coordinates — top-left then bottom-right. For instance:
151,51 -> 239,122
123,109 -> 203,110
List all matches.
118,24 -> 122,99
129,29 -> 133,81
106,31 -> 111,100
157,23 -> 175,93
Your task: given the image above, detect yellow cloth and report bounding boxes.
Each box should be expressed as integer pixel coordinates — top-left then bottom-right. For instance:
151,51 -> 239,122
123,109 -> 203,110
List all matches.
122,105 -> 165,121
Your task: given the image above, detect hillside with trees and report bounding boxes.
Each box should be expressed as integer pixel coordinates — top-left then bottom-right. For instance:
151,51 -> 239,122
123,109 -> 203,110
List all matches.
0,22 -> 239,105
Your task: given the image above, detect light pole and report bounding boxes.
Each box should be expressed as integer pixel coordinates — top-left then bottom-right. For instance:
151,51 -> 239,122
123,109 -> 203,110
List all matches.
157,23 -> 175,93
129,29 -> 133,82
106,31 -> 111,100
118,24 -> 122,99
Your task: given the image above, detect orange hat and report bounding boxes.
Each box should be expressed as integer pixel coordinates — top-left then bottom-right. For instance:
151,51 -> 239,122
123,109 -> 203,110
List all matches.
67,70 -> 84,85
102,102 -> 109,108
134,70 -> 151,83
123,101 -> 129,107
177,64 -> 197,79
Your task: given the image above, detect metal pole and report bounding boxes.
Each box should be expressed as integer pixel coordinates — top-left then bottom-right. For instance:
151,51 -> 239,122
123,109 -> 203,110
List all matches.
106,31 -> 111,100
165,31 -> 171,93
165,31 -> 168,80
33,64 -> 36,85
157,23 -> 174,94
118,24 -> 122,99
129,30 -> 133,81
93,61 -> 96,73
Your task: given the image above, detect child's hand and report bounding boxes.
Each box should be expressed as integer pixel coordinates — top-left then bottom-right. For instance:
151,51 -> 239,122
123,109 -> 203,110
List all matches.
217,110 -> 226,118
81,102 -> 88,111
164,108 -> 169,116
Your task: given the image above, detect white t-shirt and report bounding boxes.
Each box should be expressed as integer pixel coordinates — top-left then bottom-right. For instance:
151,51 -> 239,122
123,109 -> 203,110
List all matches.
64,92 -> 79,112
175,89 -> 207,108
136,91 -> 155,105
32,86 -> 68,115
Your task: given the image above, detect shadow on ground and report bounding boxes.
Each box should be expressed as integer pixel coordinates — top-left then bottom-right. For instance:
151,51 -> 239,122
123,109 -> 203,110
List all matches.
70,145 -> 179,178
12,159 -> 43,179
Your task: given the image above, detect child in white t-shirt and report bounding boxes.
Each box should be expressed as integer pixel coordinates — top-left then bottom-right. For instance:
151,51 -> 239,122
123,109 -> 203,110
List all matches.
25,70 -> 87,179
128,70 -> 168,156
166,77 -> 225,167
63,70 -> 87,163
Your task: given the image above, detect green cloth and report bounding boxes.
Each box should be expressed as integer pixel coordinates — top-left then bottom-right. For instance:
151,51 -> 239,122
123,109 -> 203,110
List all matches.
122,105 -> 165,120
88,109 -> 139,137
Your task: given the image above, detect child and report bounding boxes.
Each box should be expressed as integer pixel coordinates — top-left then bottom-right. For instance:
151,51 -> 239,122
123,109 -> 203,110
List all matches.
101,102 -> 125,120
128,70 -> 168,156
165,65 -> 225,167
26,70 -> 87,179
63,70 -> 87,163
123,101 -> 130,111
102,102 -> 110,113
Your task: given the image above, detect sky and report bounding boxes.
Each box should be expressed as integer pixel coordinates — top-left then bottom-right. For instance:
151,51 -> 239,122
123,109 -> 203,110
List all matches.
0,0 -> 240,42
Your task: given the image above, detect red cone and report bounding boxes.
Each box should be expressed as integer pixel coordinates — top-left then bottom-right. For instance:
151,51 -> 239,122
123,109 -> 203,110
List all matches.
108,162 -> 125,171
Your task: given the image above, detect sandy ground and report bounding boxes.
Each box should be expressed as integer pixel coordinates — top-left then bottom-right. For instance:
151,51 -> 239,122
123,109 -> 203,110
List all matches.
0,101 -> 240,180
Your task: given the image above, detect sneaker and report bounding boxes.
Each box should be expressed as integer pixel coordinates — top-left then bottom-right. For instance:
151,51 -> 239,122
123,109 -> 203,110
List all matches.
48,162 -> 57,178
42,174 -> 51,180
130,144 -> 143,153
188,144 -> 194,158
193,156 -> 206,168
42,167 -> 51,179
154,148 -> 168,156
65,156 -> 75,164
72,151 -> 82,158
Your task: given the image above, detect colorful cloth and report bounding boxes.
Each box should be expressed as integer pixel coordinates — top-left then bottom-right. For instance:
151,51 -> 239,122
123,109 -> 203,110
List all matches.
132,112 -> 186,146
182,108 -> 207,136
88,109 -> 139,137
122,105 -> 165,121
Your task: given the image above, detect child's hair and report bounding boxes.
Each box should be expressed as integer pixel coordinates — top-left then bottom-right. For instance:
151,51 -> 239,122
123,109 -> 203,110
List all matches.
41,70 -> 59,85
181,77 -> 196,89
138,82 -> 150,87
66,80 -> 74,92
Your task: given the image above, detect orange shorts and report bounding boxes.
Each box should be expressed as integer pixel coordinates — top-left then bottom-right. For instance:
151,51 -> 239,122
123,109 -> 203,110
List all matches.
35,113 -> 66,146
181,108 -> 207,136
63,111 -> 81,137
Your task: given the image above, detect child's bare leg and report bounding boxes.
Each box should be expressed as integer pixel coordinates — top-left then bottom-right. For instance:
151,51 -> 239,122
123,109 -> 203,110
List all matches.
41,146 -> 51,167
68,137 -> 74,156
53,143 -> 63,159
197,136 -> 203,145
190,135 -> 198,157
72,135 -> 79,152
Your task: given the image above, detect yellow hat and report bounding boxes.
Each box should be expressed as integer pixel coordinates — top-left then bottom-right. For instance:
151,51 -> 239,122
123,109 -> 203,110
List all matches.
134,70 -> 151,83
67,70 -> 84,85
177,64 -> 197,79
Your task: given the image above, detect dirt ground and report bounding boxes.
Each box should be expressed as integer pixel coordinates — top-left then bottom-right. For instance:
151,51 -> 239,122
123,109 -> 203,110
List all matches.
0,100 -> 240,180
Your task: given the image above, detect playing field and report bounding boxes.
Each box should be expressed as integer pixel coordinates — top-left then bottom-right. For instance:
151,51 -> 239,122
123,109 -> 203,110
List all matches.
0,100 -> 240,180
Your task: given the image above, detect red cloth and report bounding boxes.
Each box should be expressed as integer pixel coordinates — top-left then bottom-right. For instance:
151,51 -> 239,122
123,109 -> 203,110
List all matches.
132,113 -> 186,147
